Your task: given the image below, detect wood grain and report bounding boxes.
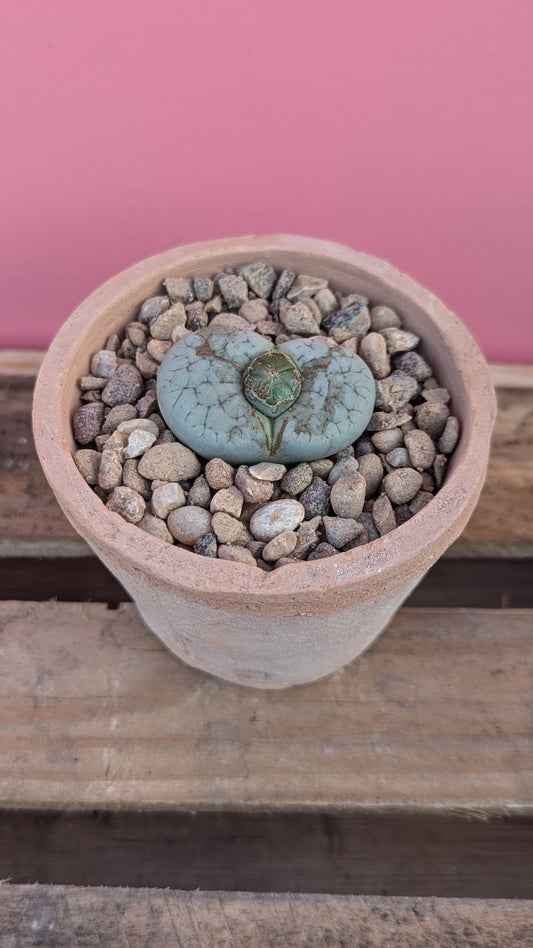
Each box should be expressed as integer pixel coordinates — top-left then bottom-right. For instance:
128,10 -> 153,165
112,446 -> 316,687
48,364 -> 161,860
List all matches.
1,371 -> 532,558
0,600 -> 531,812
0,885 -> 532,948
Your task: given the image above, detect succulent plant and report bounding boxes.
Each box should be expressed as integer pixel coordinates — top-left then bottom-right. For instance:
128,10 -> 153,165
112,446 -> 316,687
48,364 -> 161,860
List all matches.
157,326 -> 375,465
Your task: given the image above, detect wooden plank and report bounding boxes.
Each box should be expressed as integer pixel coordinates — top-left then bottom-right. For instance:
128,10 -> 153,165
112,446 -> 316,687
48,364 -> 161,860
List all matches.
0,600 -> 531,812
0,885 -> 532,948
1,372 -> 532,559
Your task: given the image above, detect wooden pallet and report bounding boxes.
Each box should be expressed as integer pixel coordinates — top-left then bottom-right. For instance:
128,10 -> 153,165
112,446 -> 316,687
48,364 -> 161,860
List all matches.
0,355 -> 532,944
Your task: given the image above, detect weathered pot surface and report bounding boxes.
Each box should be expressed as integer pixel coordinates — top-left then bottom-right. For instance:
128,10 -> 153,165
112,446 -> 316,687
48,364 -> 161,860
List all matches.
33,235 -> 496,688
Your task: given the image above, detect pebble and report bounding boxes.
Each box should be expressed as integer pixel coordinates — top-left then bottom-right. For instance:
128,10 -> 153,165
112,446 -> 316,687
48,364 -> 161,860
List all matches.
163,277 -> 194,305
272,268 -> 296,300
280,463 -> 314,495
385,447 -> 411,468
235,466 -> 274,504
293,517 -> 321,557
73,449 -> 100,484
434,454 -> 447,488
239,300 -> 270,323
280,302 -> 320,336
101,364 -> 144,407
135,350 -> 159,380
358,511 -> 380,542
416,402 -> 450,440
122,459 -> 151,499
308,542 -> 338,560
150,306 -> 187,340
357,452 -> 384,498
421,387 -> 451,405
105,333 -> 120,351
309,458 -> 334,478
127,323 -> 146,347
380,328 -> 420,355
409,491 -> 434,514
218,545 -> 257,566
151,482 -> 186,518
372,493 -> 397,535
262,530 -> 298,562
382,468 -> 424,504
313,287 -> 338,317
79,376 -> 107,391
186,474 -> 212,508
404,429 -> 436,471
395,504 -> 413,525
106,486 -> 146,523
193,276 -> 214,302
98,449 -> 123,490
249,499 -> 305,542
167,506 -> 212,545
298,477 -> 331,519
370,305 -> 401,330
205,457 -> 235,490
327,456 -> 359,486
354,437 -> 375,458
90,350 -> 118,379
249,462 -> 286,481
139,296 -> 170,323
238,262 -> 276,299
211,512 -> 250,546
210,486 -> 244,518
185,301 -> 208,331
101,405 -> 136,434
371,429 -> 403,453
122,429 -> 157,459
73,402 -> 105,444
322,301 -> 371,343
137,512 -> 173,543
286,274 -> 327,300
323,516 -> 365,549
117,418 -> 160,438
209,313 -> 250,332
171,325 -> 191,343
136,390 -> 159,418
358,332 -> 390,379
204,295 -> 222,316
254,319 -> 281,336
394,351 -> 433,381
366,409 -> 413,431
218,275 -> 249,308
194,533 -> 218,557
138,443 -> 201,482
438,416 -> 460,454
330,473 -> 367,519
375,371 -> 418,411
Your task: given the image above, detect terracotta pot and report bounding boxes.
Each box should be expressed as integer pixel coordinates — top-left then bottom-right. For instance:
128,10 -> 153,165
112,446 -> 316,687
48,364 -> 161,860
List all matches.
33,235 -> 496,688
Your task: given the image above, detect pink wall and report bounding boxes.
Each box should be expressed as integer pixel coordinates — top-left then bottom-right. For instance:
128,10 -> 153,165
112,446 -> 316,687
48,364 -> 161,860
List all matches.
2,0 -> 532,361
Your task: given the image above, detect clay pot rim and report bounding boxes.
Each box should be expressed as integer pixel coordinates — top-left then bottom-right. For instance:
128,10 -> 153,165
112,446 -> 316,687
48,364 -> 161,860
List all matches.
33,234 -> 496,613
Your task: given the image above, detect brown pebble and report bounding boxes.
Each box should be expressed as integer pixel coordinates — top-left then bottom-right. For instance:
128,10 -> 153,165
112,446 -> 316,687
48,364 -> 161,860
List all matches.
98,449 -> 123,490
323,516 -> 364,549
79,375 -> 107,391
163,277 -> 194,305
102,403 -> 137,434
73,449 -> 101,484
137,512 -> 174,543
211,512 -> 251,546
372,493 -> 397,536
370,305 -> 401,330
375,371 -> 418,411
357,452 -> 384,498
358,332 -> 390,379
409,491 -> 434,514
151,482 -> 186,518
150,305 -> 187,340
90,349 -> 118,379
371,429 -> 403,453
330,473 -> 366,519
307,542 -> 338,560
308,458 -> 334,478
122,458 -> 152,499
293,518 -> 321,557
106,486 -> 146,523
248,461 -> 287,481
138,443 -> 201,482
280,463 -> 314,495
205,457 -> 235,490
382,468 -> 424,504
101,364 -> 144,407
415,402 -> 450,440
385,447 -> 411,468
210,486 -> 244,518
218,545 -> 257,566
135,390 -> 158,418
434,454 -> 447,488
167,506 -> 212,545
235,465 -> 274,503
262,530 -> 298,562
186,474 -> 212,508
73,402 -> 105,445
404,429 -> 436,471
366,409 -> 412,431
380,327 -> 420,355
438,416 -> 460,454
135,350 -> 159,380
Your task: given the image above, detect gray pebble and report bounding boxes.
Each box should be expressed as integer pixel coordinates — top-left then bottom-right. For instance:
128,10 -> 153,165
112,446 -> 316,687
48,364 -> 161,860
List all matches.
73,402 -> 105,445
73,449 -> 101,484
204,295 -> 222,316
372,493 -> 397,536
167,506 -> 212,545
90,350 -> 118,378
127,323 -> 146,347
385,447 -> 411,468
322,301 -> 371,343
163,277 -> 194,305
383,468 -> 424,504
357,452 -> 384,498
309,458 -> 335,478
375,371 -> 418,411
239,300 -> 270,324
366,410 -> 413,431
138,443 -> 201,482
434,454 -> 447,488
380,328 -> 420,355
281,463 -> 314,495
404,429 -> 436,470
135,390 -> 158,418
394,351 -> 433,381
438,416 -> 460,453
272,268 -> 296,300
106,486 -> 146,523
299,477 -> 331,519
287,274 -> 328,301
151,305 -> 187,340
101,364 -> 144,407
102,404 -> 137,434
357,511 -> 380,542
137,512 -> 173,543
371,429 -> 403,453
313,287 -> 338,317
139,296 -> 170,324
330,472 -> 366,519
187,474 -> 212,508
409,490 -> 434,514
122,458 -> 151,499
307,542 -> 338,560
327,457 -> 359,486
323,516 -> 365,549
249,499 -> 305,542
194,533 -> 218,557
280,302 -> 320,336
293,517 -> 321,557
354,437 -> 376,458
416,402 -> 450,440
98,449 -> 123,491
238,262 -> 277,299
218,275 -> 249,308
193,276 -> 214,302
395,504 -> 413,525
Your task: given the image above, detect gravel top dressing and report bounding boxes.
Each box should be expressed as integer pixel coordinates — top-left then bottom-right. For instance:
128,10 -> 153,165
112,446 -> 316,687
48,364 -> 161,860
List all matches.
71,262 -> 460,570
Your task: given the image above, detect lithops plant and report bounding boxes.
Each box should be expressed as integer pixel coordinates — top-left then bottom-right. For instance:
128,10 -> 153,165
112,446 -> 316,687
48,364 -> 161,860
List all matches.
156,326 -> 376,464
